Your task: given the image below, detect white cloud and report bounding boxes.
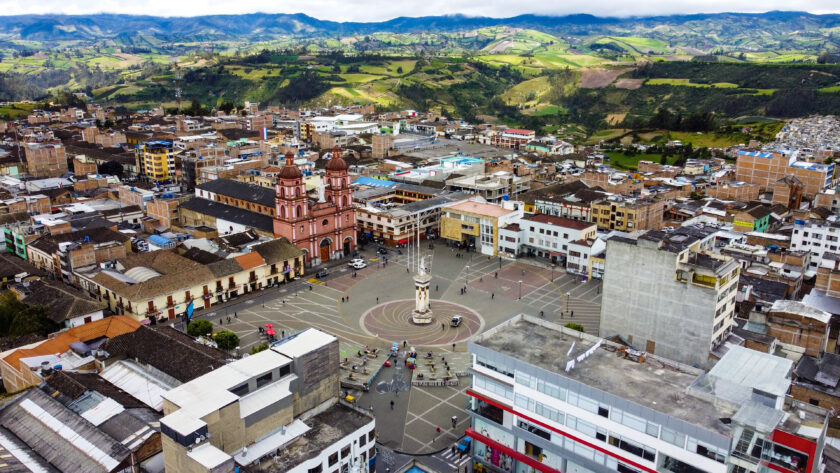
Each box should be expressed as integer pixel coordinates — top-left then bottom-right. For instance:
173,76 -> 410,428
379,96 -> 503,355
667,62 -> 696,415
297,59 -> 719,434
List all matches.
2,0 -> 839,21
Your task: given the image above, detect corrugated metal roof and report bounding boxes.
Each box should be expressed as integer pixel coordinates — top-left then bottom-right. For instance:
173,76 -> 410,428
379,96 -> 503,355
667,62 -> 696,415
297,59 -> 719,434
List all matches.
100,360 -> 173,411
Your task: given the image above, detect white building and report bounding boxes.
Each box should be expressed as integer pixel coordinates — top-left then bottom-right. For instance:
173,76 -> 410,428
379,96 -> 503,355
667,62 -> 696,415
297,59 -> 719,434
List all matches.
160,328 -> 376,473
518,214 -> 598,265
467,315 -> 829,473
791,220 -> 840,272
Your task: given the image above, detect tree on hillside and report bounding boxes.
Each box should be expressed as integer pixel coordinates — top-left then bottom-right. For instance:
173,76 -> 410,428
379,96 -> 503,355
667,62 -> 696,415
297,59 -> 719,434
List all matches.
187,319 -> 213,338
218,101 -> 234,114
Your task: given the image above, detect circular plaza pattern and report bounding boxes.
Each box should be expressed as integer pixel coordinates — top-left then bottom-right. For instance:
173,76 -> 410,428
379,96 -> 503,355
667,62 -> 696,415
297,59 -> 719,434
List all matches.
360,299 -> 484,346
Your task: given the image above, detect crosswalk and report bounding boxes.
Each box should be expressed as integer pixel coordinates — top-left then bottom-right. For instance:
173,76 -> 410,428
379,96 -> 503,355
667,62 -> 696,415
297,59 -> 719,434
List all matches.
434,447 -> 467,471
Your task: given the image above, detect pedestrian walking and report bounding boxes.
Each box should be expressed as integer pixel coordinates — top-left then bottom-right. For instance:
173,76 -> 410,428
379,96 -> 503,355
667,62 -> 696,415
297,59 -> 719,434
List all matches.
435,284 -> 438,291
370,405 -> 374,412
390,400 -> 395,409
347,295 -> 350,302
436,426 -> 441,436
571,311 -> 574,318
227,316 -> 231,323
234,312 -> 238,318
376,297 -> 379,303
479,276 -> 483,282
341,297 -> 345,303
403,339 -> 407,348
452,343 -> 456,351
491,292 -> 494,299
540,311 -> 544,318
281,330 -> 285,338
441,322 -> 445,331
522,269 -> 525,276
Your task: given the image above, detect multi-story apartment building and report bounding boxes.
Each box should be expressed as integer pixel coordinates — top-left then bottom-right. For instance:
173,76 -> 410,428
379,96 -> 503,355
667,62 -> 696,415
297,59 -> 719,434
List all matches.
161,328 -> 376,473
488,128 -> 535,150
136,141 -> 176,182
533,188 -> 608,223
590,198 -> 664,232
814,188 -> 840,213
24,142 -> 67,177
499,214 -> 597,266
791,220 -> 840,272
704,181 -> 761,202
441,199 -> 523,256
146,193 -> 189,230
735,150 -> 835,198
599,226 -> 740,367
354,183 -> 471,245
467,315 -> 828,473
447,173 -> 531,204
26,228 -> 131,283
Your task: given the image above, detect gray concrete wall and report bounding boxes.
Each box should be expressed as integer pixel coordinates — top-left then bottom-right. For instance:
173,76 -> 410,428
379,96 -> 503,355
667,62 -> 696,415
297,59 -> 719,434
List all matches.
599,239 -> 716,368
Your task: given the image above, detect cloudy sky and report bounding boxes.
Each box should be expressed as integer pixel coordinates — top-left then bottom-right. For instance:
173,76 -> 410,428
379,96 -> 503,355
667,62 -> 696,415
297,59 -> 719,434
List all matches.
3,0 -> 839,20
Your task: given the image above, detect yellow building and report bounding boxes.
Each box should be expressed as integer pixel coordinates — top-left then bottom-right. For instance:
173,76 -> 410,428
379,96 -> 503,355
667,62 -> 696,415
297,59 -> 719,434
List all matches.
590,198 -> 664,231
137,141 -> 175,182
440,200 -> 521,256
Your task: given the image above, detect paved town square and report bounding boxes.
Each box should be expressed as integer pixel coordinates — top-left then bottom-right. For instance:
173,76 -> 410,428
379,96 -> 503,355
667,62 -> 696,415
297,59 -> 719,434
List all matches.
191,244 -> 602,455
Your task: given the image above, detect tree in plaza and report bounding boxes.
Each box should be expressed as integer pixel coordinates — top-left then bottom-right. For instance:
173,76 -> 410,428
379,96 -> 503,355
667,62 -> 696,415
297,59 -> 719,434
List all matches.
564,322 -> 585,333
187,319 -> 213,338
214,330 -> 240,351
250,343 -> 269,355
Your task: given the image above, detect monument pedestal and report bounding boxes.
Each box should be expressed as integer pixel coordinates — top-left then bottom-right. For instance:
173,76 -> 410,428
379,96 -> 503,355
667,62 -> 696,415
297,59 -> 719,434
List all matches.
411,271 -> 434,325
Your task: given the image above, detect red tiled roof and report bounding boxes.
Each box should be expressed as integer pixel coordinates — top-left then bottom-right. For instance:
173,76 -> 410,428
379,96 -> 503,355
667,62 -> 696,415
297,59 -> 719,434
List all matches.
524,214 -> 597,230
234,252 -> 267,270
505,129 -> 535,135
3,316 -> 141,371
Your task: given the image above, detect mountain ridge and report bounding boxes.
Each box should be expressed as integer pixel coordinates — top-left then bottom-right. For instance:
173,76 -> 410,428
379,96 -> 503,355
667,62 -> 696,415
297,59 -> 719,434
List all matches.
2,11 -> 839,41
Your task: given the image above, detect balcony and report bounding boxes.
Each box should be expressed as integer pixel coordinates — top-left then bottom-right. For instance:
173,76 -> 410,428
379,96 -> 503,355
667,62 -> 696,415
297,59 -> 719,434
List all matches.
468,400 -> 504,425
692,273 -> 718,289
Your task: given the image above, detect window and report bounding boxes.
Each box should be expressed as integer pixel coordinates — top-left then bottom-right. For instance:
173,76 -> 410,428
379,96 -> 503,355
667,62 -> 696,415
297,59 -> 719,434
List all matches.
256,372 -> 273,388
323,219 -> 329,226
341,445 -> 350,458
329,453 -> 338,466
308,466 -> 323,473
368,430 -> 376,442
476,357 -> 514,378
473,374 -> 513,400
229,384 -> 249,397
518,420 -> 550,440
359,434 -> 367,447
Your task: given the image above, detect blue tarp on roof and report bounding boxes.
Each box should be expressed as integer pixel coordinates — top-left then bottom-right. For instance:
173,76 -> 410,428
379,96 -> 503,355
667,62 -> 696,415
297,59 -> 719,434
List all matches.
353,176 -> 396,188
148,234 -> 174,247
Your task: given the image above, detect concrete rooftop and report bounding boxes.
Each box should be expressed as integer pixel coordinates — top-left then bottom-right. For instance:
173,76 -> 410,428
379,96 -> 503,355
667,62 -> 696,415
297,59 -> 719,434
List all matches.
474,316 -> 737,435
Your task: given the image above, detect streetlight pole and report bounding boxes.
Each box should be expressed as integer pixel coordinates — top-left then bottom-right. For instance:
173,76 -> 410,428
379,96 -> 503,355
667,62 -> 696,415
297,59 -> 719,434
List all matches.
565,292 -> 570,315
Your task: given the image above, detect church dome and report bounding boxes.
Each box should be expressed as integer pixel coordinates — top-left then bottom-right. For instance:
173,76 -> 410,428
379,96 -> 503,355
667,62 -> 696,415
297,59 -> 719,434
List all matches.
325,148 -> 348,172
279,151 -> 302,179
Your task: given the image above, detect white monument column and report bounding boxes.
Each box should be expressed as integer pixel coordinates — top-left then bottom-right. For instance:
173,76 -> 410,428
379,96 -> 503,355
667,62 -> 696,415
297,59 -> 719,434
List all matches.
411,258 -> 434,325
